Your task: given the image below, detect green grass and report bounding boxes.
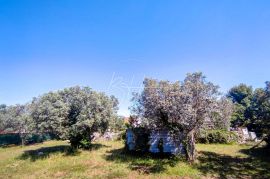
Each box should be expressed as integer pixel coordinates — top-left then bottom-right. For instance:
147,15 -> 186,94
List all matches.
0,140 -> 269,179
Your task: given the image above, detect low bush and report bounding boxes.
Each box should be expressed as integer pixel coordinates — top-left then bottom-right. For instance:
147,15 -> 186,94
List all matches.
0,133 -> 53,147
197,130 -> 238,144
25,134 -> 53,145
79,139 -> 92,149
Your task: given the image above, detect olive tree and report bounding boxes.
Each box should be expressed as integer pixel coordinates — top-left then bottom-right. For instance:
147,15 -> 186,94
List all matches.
131,72 -> 219,163
0,104 -> 32,145
30,93 -> 68,139
31,86 -> 118,148
213,97 -> 234,131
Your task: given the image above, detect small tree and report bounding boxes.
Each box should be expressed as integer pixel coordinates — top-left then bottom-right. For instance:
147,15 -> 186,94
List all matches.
227,84 -> 253,127
131,72 -> 219,163
31,86 -> 119,148
250,82 -> 270,147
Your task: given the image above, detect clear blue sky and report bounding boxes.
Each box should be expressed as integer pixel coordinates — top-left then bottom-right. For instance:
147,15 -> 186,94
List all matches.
0,0 -> 270,116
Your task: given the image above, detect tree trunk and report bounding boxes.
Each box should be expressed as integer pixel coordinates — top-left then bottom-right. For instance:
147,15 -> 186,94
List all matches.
265,135 -> 270,148
186,129 -> 196,163
20,133 -> 25,146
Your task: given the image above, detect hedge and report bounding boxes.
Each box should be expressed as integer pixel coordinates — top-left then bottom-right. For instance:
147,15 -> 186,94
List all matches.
0,133 -> 53,147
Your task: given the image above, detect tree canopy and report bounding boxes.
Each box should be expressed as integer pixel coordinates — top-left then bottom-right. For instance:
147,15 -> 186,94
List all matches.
131,72 -> 229,162
30,86 -> 119,148
249,82 -> 270,145
227,84 -> 253,127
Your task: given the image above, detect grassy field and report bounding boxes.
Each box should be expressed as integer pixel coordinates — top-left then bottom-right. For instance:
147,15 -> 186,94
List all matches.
0,140 -> 269,179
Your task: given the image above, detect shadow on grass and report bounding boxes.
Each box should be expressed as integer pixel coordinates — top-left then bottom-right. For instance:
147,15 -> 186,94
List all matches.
195,146 -> 270,179
19,143 -> 107,162
105,146 -> 270,177
104,148 -> 182,174
240,146 -> 270,161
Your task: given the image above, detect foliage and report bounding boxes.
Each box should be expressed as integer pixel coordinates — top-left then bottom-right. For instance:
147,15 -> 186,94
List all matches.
0,104 -> 33,145
30,86 -> 119,148
78,139 -> 92,149
118,130 -> 127,141
30,92 -> 68,139
109,116 -> 126,132
227,84 -> 253,127
0,104 -> 7,131
24,133 -> 53,145
0,86 -> 119,148
197,130 -> 238,144
0,133 -> 52,147
227,82 -> 270,147
131,72 -> 221,162
249,82 -> 270,146
213,97 -> 234,130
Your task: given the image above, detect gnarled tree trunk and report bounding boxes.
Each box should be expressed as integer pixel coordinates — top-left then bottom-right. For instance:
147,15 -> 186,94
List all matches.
186,129 -> 196,163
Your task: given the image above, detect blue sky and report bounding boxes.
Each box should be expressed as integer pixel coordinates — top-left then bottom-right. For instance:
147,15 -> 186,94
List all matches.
0,0 -> 270,116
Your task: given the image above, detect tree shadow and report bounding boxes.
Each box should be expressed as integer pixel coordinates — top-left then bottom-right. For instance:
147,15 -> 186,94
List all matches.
104,148 -> 182,174
19,143 -> 107,162
240,146 -> 270,162
195,147 -> 270,178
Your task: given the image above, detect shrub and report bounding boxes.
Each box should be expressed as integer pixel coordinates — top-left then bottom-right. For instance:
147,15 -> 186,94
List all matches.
24,133 -> 54,145
79,139 -> 92,149
197,130 -> 238,144
0,133 -> 53,147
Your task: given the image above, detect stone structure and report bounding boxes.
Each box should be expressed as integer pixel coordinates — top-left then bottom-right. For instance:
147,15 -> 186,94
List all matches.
126,128 -> 185,155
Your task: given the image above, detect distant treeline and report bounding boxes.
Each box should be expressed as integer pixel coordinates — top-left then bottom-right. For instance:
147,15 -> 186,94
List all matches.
0,73 -> 269,154
0,133 -> 53,147
0,86 -> 124,148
